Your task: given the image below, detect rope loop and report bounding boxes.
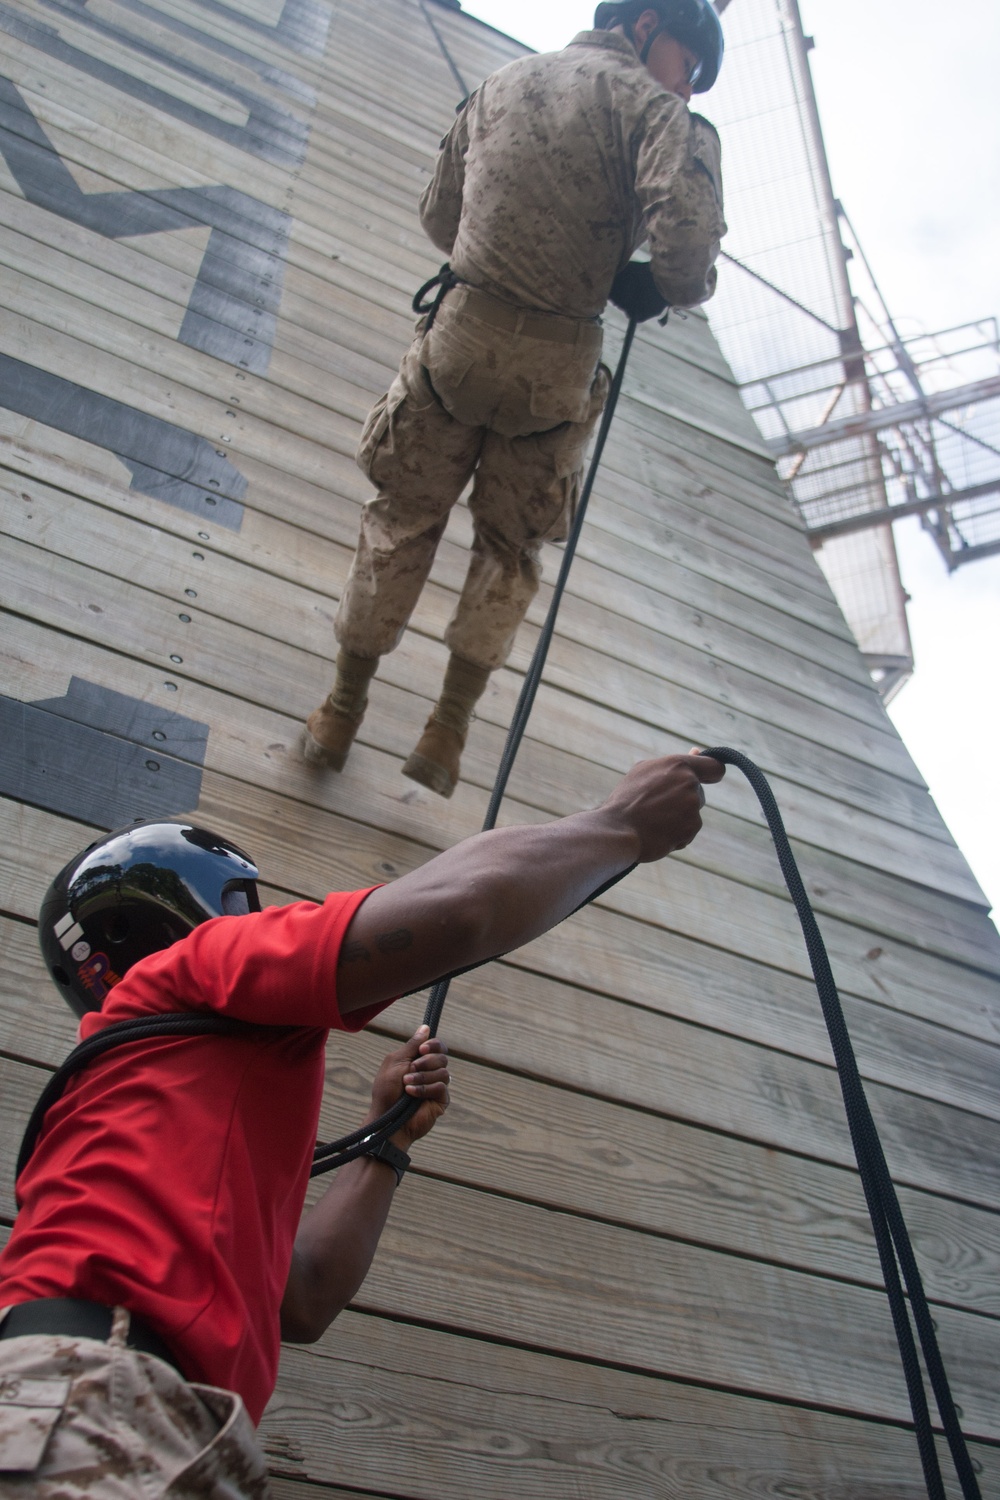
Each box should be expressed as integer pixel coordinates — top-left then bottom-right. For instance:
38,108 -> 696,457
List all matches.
412,263 -> 460,331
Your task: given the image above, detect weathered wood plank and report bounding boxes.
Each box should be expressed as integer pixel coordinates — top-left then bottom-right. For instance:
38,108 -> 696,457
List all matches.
5,917 -> 1000,1317
0,473 -> 914,778
0,412 -> 880,709
0,258 -> 828,598
0,1219 -> 980,1500
4,788 -> 999,1211
3,597 -> 996,981
2,1054 -> 997,1436
267,1481 -> 388,1500
263,1313 -> 996,1500
0,530 -> 983,913
1,575 -> 994,1038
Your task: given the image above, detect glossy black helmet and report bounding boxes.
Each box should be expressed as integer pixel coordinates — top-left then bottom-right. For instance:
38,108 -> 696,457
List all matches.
593,0 -> 724,91
38,820 -> 261,1018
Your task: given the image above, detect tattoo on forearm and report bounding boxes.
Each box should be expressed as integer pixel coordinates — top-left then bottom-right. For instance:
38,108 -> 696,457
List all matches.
341,940 -> 372,964
376,927 -> 413,954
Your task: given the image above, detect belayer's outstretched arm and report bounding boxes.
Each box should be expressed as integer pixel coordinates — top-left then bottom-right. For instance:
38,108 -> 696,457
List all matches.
337,752 -> 724,1015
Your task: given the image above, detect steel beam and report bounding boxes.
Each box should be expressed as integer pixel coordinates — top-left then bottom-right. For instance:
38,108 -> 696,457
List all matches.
769,373 -> 1000,455
807,477 -> 1000,542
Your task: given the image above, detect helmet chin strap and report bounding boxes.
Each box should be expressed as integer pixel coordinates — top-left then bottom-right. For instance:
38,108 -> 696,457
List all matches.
637,21 -> 665,63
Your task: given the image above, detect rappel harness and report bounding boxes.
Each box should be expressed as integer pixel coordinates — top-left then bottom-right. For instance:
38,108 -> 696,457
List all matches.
16,316 -> 982,1500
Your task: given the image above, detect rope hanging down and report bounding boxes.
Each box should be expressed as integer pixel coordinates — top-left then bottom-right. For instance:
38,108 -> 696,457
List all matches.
696,748 -> 982,1500
310,305 -> 982,1492
16,313 -> 980,1496
310,313 -> 639,1171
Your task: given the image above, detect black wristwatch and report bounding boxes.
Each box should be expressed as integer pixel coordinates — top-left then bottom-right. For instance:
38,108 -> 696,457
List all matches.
364,1136 -> 411,1187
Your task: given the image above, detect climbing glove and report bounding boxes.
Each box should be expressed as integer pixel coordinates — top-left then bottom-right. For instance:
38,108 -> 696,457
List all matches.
608,261 -> 669,323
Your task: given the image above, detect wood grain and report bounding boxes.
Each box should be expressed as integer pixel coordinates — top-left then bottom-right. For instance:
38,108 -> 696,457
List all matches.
1,0 -> 997,1484
6,914 -> 1000,1315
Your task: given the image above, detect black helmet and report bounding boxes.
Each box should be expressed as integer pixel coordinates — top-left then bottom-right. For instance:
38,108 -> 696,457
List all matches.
38,820 -> 261,1018
593,0 -> 724,91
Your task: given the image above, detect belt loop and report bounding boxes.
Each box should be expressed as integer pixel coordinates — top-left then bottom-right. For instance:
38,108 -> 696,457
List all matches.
515,310 -> 526,336
109,1306 -> 130,1348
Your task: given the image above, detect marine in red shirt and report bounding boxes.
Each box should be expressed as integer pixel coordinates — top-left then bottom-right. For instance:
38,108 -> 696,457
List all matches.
0,751 -> 721,1496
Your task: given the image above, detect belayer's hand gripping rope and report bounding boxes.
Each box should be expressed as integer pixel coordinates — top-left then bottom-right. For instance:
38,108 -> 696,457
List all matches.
309,313 -> 640,1174
16,307 -> 980,1497
309,299 -> 983,1494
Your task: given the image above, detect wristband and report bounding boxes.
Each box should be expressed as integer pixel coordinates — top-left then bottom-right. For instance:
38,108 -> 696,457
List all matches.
364,1136 -> 410,1186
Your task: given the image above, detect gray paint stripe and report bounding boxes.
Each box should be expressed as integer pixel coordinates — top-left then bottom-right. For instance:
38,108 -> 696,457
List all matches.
0,353 -> 247,529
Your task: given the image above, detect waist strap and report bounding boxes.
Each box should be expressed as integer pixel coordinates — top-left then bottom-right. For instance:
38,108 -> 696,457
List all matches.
413,266 -> 598,345
455,284 -> 598,345
0,1299 -> 185,1377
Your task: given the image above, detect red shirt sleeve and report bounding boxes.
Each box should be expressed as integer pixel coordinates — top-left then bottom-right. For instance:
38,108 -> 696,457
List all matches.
83,889 -> 392,1035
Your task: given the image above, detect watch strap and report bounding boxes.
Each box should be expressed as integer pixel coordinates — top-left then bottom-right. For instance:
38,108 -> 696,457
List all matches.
364,1135 -> 411,1186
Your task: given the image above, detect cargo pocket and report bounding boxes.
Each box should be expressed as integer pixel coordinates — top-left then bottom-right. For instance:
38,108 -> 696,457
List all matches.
529,323 -> 603,432
356,389 -> 394,479
423,318 -> 479,423
0,1375 -> 70,1473
551,361 -> 612,479
357,331 -> 436,480
166,1383 -> 272,1498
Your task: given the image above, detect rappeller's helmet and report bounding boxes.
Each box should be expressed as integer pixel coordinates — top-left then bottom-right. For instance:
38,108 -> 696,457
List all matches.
38,820 -> 261,1018
593,0 -> 724,91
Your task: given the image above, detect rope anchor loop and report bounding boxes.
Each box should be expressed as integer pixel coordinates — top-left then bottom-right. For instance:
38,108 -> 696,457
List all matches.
412,262 -> 460,331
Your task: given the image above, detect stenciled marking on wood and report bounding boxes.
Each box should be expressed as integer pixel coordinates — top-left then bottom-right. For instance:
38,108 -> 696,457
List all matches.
0,353 -> 247,528
52,0 -> 319,102
172,0 -> 332,57
0,77 -> 292,374
0,677 -> 209,827
1,1 -> 310,162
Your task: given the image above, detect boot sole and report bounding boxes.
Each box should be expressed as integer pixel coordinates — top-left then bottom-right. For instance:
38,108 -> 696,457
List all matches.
301,727 -> 349,772
401,750 -> 456,799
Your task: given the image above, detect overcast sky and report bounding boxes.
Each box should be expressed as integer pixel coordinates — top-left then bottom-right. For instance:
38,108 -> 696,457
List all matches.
458,0 -> 1000,921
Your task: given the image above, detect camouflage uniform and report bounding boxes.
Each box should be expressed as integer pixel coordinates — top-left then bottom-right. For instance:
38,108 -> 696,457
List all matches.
0,1308 -> 272,1498
335,28 -> 725,672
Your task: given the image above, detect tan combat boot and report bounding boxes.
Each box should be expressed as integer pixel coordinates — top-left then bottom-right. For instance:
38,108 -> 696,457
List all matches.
302,651 -> 379,770
402,654 -> 491,798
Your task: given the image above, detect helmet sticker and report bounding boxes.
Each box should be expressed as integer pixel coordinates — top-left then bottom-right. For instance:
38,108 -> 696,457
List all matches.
54,913 -> 86,950
76,952 -> 123,1004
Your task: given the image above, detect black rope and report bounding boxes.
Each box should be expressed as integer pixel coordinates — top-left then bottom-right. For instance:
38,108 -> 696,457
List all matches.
16,1014 -> 279,1184
412,262 -> 460,332
14,326 -> 978,1496
696,747 -> 981,1500
310,316 -> 640,1170
416,0 -> 469,99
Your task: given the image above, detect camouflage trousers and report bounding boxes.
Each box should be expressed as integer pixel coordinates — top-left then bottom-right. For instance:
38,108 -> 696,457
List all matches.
336,284 -> 611,671
0,1307 -> 272,1498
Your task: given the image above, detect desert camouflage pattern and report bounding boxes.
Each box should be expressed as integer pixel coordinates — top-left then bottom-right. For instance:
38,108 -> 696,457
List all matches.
419,29 -> 726,318
0,1307 -> 272,1498
336,286 -> 609,670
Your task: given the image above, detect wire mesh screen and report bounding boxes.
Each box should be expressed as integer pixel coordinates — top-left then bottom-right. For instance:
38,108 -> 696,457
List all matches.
705,0 -> 914,696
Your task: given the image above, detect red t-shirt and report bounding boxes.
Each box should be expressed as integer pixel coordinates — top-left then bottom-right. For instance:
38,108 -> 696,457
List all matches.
0,890 -> 390,1423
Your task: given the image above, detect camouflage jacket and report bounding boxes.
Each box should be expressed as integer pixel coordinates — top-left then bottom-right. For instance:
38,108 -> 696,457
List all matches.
418,29 -> 726,320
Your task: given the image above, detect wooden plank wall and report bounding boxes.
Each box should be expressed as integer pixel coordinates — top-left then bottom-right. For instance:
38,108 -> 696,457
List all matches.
2,0 -> 999,1493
